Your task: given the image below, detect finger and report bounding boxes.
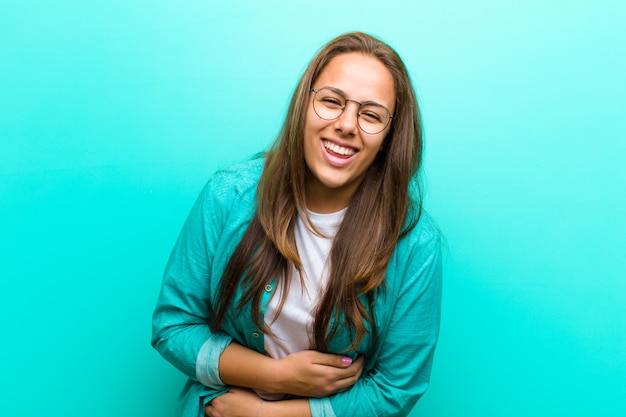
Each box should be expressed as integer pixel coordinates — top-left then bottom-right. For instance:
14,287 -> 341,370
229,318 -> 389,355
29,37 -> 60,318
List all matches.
313,352 -> 355,368
351,355 -> 365,371
334,355 -> 364,377
335,356 -> 365,382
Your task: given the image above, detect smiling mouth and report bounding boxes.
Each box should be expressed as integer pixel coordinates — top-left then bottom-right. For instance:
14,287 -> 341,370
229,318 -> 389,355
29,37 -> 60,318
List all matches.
323,140 -> 356,158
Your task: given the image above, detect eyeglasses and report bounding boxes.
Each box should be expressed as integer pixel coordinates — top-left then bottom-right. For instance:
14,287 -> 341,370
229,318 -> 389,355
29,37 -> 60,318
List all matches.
311,87 -> 394,134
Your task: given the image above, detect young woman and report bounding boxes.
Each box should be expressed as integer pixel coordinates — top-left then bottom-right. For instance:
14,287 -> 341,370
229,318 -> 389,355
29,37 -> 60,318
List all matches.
152,32 -> 442,417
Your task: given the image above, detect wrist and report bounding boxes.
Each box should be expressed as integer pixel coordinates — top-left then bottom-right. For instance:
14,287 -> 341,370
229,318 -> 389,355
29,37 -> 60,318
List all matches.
264,356 -> 285,394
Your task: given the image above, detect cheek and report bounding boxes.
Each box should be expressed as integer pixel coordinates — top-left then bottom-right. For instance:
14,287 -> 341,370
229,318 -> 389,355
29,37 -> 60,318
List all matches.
303,115 -> 315,150
305,105 -> 326,132
303,118 -> 318,165
303,108 -> 330,150
366,135 -> 387,154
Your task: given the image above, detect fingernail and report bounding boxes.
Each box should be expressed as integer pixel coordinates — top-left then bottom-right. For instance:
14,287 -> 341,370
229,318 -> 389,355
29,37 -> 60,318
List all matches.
342,356 -> 353,365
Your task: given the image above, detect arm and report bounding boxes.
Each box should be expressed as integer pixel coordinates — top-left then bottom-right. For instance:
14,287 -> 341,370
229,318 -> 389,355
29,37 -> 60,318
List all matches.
152,172 -> 363,396
206,388 -> 311,417
310,222 -> 443,417
219,343 -> 364,397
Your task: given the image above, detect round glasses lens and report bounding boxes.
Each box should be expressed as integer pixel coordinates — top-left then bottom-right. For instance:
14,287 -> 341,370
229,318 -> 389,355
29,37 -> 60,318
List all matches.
313,88 -> 345,120
358,103 -> 390,134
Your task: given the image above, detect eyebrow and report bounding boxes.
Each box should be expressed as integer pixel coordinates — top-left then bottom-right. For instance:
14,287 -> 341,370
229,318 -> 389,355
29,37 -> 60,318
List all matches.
325,86 -> 347,96
318,85 -> 389,108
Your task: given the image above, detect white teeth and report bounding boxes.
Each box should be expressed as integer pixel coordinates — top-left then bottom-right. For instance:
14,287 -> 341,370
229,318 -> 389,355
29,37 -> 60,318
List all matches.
323,140 -> 355,156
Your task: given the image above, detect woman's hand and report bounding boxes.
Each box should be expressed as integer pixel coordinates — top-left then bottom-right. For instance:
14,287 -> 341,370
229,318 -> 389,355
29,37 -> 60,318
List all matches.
205,388 -> 262,417
205,388 -> 312,417
219,343 -> 364,398
272,350 -> 364,397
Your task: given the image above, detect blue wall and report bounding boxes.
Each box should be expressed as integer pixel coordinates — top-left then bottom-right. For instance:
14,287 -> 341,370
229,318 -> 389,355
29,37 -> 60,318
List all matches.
1,1 -> 624,416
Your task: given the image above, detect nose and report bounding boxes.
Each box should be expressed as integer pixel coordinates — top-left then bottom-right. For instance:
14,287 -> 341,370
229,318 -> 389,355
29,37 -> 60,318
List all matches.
334,100 -> 360,135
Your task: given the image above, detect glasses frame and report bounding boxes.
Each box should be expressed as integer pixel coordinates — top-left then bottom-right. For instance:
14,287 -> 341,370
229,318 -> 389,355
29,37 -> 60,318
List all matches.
311,87 -> 394,134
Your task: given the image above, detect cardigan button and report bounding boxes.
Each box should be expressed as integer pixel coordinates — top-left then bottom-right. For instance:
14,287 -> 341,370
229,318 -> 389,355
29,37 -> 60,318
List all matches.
252,332 -> 260,338
264,284 -> 272,292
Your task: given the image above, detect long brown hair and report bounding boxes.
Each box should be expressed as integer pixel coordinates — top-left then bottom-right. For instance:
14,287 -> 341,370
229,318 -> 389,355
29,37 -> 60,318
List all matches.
210,32 -> 423,352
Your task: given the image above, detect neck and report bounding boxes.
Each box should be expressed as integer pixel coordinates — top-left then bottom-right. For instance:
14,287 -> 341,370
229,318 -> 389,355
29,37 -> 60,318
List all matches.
305,182 -> 359,214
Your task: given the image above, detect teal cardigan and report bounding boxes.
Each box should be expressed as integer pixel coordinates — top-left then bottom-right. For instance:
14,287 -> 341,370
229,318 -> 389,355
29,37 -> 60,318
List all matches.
151,158 -> 442,417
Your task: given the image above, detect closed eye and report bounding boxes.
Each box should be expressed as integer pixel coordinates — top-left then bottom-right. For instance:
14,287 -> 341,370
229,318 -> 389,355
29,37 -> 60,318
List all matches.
321,97 -> 343,108
360,111 -> 383,123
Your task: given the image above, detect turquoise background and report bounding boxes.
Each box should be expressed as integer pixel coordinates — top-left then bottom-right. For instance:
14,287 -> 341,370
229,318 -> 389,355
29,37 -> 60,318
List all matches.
1,1 -> 625,416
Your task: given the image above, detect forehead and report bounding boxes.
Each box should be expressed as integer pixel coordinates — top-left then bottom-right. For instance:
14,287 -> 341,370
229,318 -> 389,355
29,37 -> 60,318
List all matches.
315,53 -> 396,109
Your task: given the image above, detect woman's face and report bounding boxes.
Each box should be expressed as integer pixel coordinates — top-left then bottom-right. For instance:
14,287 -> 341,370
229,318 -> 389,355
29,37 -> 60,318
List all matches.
303,52 -> 396,213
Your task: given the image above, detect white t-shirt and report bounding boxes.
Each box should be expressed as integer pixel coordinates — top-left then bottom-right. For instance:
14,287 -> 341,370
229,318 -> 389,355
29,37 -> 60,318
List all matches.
263,208 -> 346,359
